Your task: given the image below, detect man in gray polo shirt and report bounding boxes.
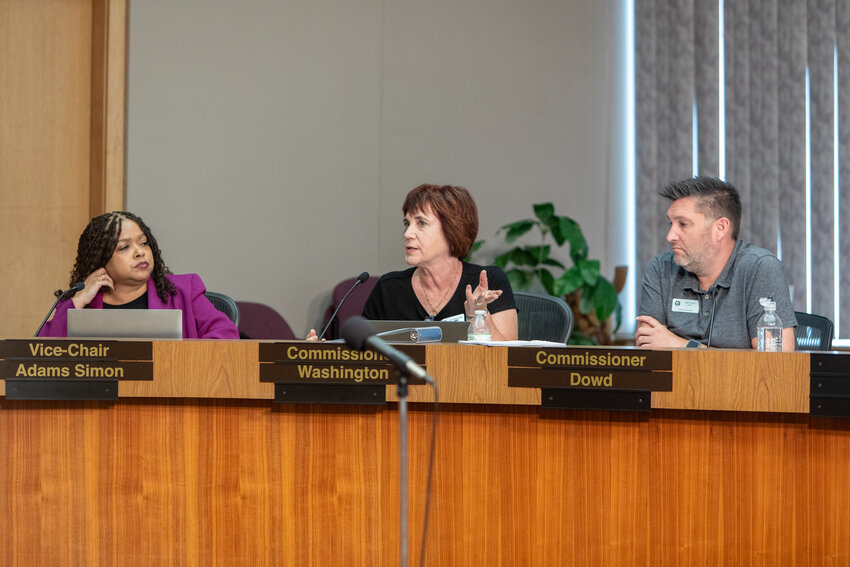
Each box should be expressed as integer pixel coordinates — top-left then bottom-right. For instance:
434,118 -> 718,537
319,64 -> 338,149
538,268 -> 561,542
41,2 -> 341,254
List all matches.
635,176 -> 796,350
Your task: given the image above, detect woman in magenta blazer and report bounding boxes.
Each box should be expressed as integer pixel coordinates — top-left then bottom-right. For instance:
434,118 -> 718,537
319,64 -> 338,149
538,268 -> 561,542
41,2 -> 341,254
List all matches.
38,211 -> 239,339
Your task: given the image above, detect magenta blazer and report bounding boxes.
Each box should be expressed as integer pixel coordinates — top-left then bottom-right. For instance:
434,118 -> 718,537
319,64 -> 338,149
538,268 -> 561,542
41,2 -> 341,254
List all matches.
38,273 -> 239,339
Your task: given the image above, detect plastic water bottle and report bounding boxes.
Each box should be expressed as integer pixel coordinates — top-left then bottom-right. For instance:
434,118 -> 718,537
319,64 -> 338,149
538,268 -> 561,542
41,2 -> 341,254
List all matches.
467,310 -> 491,341
756,298 -> 783,352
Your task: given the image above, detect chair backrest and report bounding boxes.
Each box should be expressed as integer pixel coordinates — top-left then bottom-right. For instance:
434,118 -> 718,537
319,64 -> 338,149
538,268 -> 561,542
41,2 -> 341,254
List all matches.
236,301 -> 296,340
794,311 -> 834,351
514,291 -> 574,343
321,276 -> 380,340
205,291 -> 240,326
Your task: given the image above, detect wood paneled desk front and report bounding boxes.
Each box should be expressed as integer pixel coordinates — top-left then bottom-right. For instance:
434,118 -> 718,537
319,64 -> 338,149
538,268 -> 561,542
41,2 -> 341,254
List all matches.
1,341 -> 847,565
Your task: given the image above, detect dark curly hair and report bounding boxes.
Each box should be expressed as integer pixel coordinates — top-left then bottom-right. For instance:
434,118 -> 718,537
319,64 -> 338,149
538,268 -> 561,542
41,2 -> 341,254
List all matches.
65,211 -> 176,302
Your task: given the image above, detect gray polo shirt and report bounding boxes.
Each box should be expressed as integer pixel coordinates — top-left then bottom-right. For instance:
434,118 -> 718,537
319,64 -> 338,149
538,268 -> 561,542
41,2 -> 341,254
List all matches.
638,239 -> 796,348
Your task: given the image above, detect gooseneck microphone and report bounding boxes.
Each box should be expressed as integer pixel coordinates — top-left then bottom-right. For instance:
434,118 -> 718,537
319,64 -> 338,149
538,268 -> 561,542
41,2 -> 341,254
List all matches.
343,315 -> 438,567
341,316 -> 434,384
318,271 -> 370,340
706,287 -> 719,348
34,282 -> 85,337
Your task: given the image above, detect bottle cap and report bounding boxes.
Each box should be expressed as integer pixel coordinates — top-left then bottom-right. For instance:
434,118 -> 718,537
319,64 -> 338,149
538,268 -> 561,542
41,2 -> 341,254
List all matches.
474,309 -> 487,315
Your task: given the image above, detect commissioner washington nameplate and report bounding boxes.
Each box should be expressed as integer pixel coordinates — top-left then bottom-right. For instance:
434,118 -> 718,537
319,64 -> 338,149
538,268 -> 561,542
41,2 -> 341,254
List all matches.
507,346 -> 672,391
0,339 -> 153,381
258,342 -> 427,385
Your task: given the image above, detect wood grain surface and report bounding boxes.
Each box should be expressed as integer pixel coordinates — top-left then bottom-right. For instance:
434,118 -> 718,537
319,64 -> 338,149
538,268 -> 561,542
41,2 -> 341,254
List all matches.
2,400 -> 849,566
656,349 -> 811,412
0,0 -> 126,338
3,342 -> 849,564
3,342 -> 816,411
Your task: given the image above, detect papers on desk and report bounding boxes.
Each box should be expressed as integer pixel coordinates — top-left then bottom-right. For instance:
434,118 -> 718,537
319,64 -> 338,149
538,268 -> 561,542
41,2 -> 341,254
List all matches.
459,339 -> 567,347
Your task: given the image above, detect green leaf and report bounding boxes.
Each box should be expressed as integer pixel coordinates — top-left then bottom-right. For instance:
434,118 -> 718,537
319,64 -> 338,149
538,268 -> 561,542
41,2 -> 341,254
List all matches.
505,268 -> 535,291
612,302 -> 623,333
569,236 -> 589,263
494,248 -> 539,268
498,220 -> 536,243
525,245 -> 551,264
591,278 -> 618,321
464,239 -> 484,262
555,267 -> 583,296
533,203 -> 555,225
541,257 -> 566,270
514,248 -> 541,267
577,259 -> 600,286
578,287 -> 595,314
492,251 -> 509,269
550,215 -> 580,248
539,269 -> 556,296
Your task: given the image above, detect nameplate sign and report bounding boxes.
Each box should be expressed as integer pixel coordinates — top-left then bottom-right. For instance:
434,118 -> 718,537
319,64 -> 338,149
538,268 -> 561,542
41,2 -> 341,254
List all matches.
258,342 -> 427,385
0,339 -> 153,381
507,347 -> 672,391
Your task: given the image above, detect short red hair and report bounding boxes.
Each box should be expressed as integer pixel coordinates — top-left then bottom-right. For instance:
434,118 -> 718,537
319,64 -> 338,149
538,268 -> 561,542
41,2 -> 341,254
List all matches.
402,185 -> 478,259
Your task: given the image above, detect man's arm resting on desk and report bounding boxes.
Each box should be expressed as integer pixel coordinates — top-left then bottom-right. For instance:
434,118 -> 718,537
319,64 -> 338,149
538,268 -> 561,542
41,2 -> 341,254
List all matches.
636,315 -> 797,350
635,315 -> 697,348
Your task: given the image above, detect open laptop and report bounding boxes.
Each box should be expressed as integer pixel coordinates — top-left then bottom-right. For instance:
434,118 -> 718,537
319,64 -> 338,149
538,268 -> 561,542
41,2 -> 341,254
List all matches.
68,309 -> 183,339
369,319 -> 469,343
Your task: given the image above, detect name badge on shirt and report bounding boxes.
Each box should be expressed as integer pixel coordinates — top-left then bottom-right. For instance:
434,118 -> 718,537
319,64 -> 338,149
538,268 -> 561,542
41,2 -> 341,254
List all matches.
671,298 -> 699,314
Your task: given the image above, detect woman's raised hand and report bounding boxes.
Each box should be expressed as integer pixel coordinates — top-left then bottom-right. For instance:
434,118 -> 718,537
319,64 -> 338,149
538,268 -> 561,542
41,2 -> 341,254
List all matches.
72,269 -> 114,309
464,269 -> 502,318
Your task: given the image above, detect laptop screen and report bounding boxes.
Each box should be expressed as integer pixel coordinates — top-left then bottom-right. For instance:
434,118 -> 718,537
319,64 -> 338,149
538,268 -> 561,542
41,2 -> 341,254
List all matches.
67,309 -> 183,339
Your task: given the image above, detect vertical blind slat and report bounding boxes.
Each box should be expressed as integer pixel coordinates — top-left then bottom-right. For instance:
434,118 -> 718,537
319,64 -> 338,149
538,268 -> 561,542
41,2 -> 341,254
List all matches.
637,0 -> 848,339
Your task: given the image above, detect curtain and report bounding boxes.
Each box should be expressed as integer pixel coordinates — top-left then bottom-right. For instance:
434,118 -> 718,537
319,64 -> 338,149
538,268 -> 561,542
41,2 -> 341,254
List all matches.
636,0 -> 850,340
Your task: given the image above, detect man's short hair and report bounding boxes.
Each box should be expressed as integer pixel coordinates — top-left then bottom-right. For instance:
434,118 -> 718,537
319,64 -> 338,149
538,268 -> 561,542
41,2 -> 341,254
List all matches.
660,176 -> 742,240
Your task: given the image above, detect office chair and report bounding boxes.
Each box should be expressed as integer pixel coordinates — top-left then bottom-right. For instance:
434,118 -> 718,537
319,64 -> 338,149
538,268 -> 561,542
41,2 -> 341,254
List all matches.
514,291 -> 574,343
236,301 -> 295,339
793,311 -> 834,351
205,291 -> 240,326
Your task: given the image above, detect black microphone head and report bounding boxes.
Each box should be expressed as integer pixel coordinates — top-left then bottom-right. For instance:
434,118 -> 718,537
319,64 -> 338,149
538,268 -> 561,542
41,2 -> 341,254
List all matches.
71,281 -> 85,292
357,271 -> 370,283
341,316 -> 376,351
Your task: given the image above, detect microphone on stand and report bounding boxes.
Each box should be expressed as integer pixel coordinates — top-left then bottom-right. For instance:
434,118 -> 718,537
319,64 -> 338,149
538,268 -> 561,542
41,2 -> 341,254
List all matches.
706,287 -> 719,348
342,315 -> 437,567
318,271 -> 370,340
341,316 -> 434,384
34,282 -> 85,337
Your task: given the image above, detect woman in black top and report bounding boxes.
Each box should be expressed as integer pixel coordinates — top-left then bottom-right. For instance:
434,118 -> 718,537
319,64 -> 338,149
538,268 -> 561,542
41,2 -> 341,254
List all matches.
363,184 -> 517,340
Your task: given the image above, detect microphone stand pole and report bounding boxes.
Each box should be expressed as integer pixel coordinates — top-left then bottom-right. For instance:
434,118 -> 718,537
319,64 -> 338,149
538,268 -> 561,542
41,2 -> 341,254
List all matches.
397,370 -> 409,567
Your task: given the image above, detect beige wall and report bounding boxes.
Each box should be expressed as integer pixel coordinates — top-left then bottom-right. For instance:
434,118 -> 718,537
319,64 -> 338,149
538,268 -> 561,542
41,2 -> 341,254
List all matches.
0,0 -> 125,337
122,0 -> 629,336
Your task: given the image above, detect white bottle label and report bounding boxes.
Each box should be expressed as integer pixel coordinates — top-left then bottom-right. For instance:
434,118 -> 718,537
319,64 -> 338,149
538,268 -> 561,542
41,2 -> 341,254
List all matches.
467,332 -> 492,341
758,326 -> 783,352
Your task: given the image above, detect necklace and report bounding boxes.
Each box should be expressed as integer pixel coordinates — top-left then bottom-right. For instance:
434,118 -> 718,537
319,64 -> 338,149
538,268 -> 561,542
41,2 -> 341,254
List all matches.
416,263 -> 461,318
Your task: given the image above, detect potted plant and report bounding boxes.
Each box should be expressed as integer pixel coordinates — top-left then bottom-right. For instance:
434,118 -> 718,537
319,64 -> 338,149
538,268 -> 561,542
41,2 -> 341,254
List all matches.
477,203 -> 623,344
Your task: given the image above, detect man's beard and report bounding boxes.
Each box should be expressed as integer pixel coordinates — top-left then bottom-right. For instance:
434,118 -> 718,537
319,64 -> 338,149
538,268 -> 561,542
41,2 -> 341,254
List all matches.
673,243 -> 710,275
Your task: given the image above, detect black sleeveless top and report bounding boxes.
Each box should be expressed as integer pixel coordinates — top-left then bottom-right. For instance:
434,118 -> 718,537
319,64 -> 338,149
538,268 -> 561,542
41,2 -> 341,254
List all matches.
103,292 -> 149,310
